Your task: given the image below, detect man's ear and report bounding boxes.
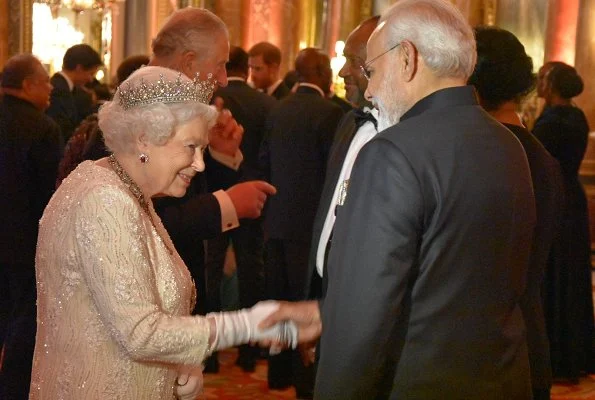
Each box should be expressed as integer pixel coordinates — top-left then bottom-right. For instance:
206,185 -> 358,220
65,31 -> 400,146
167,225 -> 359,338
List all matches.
400,41 -> 418,82
180,50 -> 196,77
21,78 -> 34,96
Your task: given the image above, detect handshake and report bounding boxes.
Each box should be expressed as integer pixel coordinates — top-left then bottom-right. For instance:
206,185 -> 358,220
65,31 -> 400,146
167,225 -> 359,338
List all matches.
176,300 -> 321,400
207,300 -> 298,353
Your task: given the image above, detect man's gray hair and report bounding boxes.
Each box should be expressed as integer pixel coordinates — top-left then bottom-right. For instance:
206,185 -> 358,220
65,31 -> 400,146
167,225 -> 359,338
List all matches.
380,0 -> 476,80
152,7 -> 229,62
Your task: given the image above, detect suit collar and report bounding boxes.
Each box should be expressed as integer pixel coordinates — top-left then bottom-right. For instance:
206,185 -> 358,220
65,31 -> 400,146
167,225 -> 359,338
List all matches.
57,71 -> 75,91
296,83 -> 325,97
400,85 -> 478,122
1,93 -> 39,111
227,76 -> 246,83
266,79 -> 284,96
226,78 -> 249,88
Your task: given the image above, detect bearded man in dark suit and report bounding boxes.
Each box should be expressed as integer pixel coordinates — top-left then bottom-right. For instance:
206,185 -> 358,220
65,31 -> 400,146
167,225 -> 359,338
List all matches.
316,0 -> 535,397
0,53 -> 62,399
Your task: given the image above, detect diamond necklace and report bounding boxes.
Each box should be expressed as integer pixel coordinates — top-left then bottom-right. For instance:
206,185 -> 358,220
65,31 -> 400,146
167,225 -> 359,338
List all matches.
108,154 -> 173,255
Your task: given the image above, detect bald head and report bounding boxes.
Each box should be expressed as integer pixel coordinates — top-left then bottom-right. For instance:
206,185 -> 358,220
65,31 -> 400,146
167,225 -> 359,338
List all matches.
295,48 -> 332,93
1,54 -> 52,110
340,16 -> 380,106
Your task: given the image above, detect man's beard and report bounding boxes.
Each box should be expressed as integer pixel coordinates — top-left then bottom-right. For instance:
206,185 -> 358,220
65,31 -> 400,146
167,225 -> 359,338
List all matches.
375,94 -> 407,131
373,76 -> 407,131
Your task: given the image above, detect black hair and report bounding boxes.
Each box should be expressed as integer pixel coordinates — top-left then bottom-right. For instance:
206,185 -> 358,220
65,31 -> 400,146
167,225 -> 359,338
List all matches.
544,61 -> 584,99
226,46 -> 249,76
63,44 -> 103,71
468,26 -> 535,111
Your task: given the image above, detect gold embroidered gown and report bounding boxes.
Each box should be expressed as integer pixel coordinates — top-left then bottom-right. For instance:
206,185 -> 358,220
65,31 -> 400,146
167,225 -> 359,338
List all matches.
30,161 -> 210,399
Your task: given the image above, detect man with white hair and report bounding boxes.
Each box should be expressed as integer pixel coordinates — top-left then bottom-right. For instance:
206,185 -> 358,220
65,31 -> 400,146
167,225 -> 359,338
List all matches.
147,8 -> 277,343
265,1 -> 536,398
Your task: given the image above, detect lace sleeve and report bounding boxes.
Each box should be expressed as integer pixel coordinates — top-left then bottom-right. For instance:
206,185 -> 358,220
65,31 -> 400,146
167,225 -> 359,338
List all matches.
74,185 -> 210,366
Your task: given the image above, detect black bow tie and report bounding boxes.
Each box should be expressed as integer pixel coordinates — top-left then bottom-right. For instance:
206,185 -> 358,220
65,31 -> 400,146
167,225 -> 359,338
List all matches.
353,108 -> 377,129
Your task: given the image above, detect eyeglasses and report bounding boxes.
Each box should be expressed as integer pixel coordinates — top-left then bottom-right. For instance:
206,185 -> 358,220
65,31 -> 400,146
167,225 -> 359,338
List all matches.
360,43 -> 402,81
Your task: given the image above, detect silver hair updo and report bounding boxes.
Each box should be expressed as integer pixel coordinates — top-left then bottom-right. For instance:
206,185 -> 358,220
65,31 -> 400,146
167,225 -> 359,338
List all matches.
98,65 -> 217,155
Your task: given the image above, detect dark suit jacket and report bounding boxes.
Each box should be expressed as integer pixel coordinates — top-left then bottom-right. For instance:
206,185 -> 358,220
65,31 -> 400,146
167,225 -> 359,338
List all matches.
207,79 -> 276,189
46,73 -> 92,142
270,82 -> 291,100
505,123 -> 563,391
330,94 -> 354,113
304,111 -> 358,299
260,85 -> 344,242
316,86 -> 535,399
0,95 -> 61,266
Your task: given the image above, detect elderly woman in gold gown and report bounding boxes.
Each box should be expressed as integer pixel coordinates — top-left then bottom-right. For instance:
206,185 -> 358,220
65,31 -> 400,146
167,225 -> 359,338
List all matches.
30,66 -> 296,400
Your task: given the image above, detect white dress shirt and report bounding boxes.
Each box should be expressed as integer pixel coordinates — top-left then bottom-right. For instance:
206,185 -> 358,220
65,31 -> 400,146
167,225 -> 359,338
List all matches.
316,107 -> 378,276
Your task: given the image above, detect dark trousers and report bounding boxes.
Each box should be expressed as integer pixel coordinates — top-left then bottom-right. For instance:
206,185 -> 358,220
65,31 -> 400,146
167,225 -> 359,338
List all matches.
265,238 -> 315,398
1,262 -> 37,400
206,218 -> 265,311
205,219 -> 265,361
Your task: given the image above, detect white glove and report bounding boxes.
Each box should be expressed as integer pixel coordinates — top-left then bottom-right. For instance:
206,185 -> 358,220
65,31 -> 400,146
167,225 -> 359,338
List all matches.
207,300 -> 298,352
175,366 -> 204,400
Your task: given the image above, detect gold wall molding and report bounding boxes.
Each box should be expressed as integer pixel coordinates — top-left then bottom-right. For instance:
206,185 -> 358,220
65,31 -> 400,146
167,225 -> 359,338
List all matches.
574,0 -> 595,129
0,0 -> 9,66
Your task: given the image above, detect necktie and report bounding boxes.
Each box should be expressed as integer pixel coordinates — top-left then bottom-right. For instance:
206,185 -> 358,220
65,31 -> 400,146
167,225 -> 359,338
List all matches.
353,108 -> 377,129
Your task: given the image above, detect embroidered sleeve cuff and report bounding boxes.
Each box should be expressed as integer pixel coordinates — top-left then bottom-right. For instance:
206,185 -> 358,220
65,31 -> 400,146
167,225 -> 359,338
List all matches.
212,190 -> 240,232
209,148 -> 244,171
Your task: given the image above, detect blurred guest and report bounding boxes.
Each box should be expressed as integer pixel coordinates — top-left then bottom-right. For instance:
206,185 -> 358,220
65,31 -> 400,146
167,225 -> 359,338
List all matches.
260,47 -> 344,397
56,55 -> 150,186
204,46 -> 275,372
0,53 -> 61,399
46,44 -> 103,142
30,65 -> 293,400
469,26 -> 564,400
248,42 -> 290,99
534,60 -> 594,382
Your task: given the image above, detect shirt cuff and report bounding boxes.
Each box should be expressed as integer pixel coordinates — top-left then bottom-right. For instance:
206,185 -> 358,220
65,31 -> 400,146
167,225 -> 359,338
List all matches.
212,190 -> 240,232
209,148 -> 243,171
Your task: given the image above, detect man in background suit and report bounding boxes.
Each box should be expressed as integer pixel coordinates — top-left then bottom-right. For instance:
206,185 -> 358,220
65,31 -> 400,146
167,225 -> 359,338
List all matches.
264,1 -> 537,398
260,48 -> 344,397
147,8 -> 276,333
248,42 -> 291,100
46,44 -> 103,142
203,46 -> 276,372
0,54 -> 62,399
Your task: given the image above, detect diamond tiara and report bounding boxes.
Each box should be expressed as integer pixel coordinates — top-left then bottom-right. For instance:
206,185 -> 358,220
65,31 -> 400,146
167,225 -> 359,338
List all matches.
117,72 -> 216,110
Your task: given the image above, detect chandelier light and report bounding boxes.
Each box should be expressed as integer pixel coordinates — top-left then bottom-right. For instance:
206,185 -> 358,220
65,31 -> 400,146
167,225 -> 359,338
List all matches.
34,0 -> 124,13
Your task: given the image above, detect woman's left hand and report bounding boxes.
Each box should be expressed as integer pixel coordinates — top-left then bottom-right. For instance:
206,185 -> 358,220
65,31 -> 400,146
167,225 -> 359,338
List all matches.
175,366 -> 204,400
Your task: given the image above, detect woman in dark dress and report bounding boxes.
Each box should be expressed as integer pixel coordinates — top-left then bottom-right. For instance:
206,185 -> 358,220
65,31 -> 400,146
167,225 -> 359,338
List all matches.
533,61 -> 593,382
469,27 -> 564,400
